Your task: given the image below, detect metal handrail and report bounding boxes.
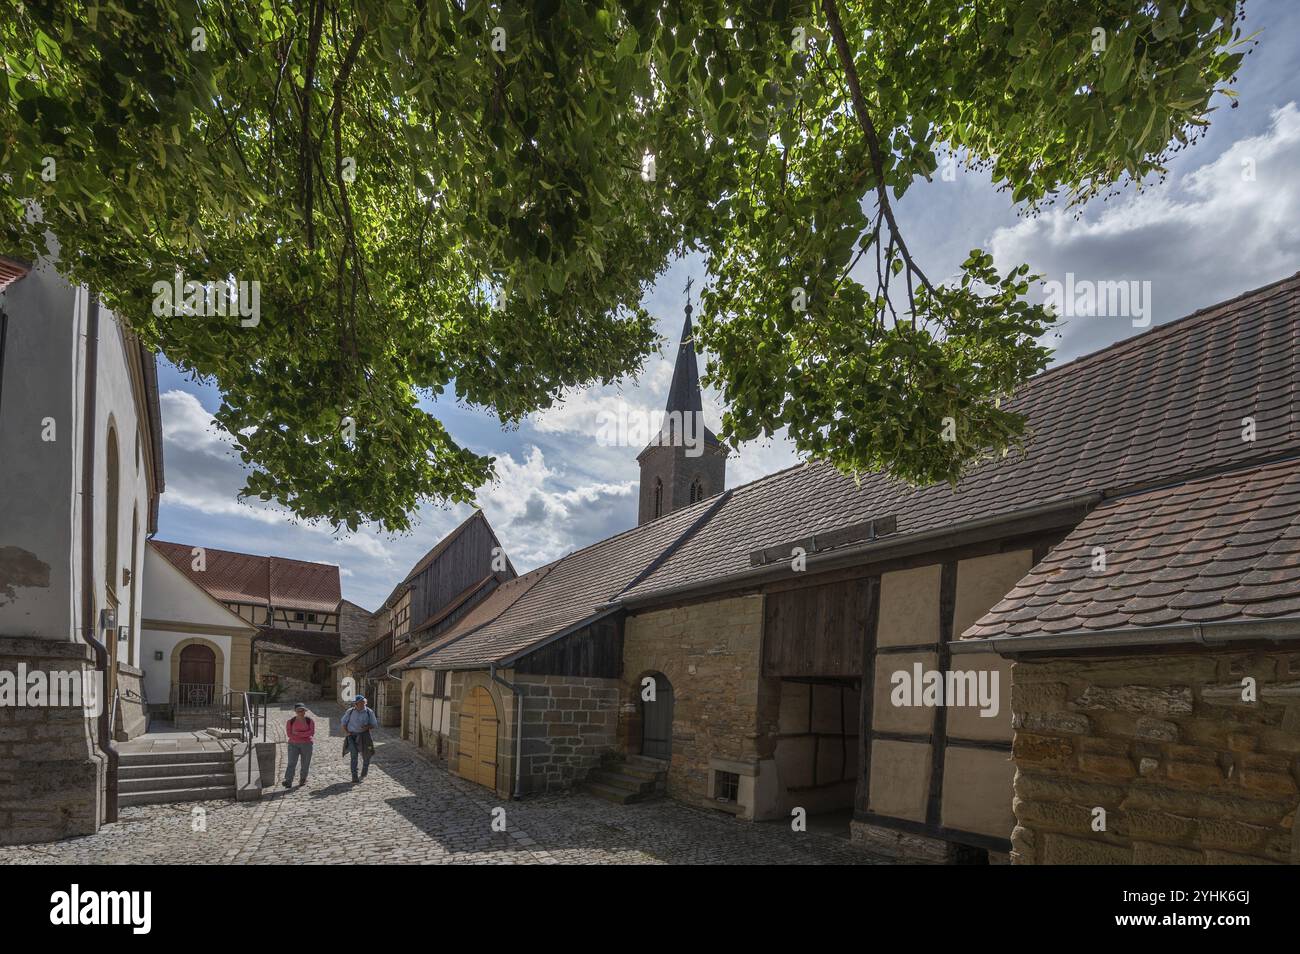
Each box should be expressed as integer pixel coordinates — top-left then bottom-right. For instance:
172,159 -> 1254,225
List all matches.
107,688 -> 119,740
241,691 -> 255,783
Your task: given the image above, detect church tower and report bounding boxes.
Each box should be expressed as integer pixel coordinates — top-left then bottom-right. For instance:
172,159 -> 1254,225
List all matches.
637,292 -> 727,525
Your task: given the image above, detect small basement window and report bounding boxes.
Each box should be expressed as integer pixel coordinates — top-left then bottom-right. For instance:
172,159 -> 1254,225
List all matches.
714,770 -> 739,804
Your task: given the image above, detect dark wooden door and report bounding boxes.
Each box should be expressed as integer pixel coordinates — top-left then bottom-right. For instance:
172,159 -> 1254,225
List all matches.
641,674 -> 674,760
178,644 -> 216,705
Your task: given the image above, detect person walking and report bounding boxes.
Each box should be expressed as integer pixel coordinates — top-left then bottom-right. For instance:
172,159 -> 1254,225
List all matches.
341,694 -> 378,782
283,703 -> 315,789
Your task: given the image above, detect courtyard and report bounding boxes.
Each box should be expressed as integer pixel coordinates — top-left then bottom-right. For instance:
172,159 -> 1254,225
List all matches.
0,706 -> 883,866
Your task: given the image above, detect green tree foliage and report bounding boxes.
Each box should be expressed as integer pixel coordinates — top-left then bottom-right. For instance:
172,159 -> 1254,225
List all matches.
1,0 -> 1250,528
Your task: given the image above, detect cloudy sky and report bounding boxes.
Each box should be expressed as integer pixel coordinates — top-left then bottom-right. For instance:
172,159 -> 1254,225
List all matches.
154,0 -> 1300,611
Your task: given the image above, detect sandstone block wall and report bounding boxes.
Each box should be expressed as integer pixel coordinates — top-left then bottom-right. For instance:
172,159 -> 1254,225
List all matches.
1010,649 -> 1300,865
622,595 -> 771,804
255,650 -> 331,701
0,637 -> 105,845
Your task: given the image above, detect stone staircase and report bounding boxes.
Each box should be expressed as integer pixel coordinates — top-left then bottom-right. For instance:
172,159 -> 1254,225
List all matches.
118,749 -> 237,807
580,754 -> 669,805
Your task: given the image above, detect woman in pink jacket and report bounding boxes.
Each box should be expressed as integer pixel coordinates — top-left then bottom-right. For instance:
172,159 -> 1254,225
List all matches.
283,703 -> 315,788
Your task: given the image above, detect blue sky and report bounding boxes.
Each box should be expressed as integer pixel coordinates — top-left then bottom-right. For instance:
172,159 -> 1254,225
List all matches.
155,0 -> 1300,611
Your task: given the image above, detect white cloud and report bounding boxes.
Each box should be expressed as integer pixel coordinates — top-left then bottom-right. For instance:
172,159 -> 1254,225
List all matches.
990,102 -> 1300,362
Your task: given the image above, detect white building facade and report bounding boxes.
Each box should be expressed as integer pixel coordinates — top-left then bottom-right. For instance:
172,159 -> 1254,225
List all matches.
0,258 -> 163,845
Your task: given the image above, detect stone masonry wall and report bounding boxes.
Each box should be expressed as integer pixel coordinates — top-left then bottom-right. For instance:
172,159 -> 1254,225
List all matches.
256,650 -> 331,701
517,674 -> 620,794
0,637 -> 105,845
1010,649 -> 1300,865
622,595 -> 773,805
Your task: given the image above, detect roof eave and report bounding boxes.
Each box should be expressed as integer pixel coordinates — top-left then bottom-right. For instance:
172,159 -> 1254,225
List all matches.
951,617 -> 1300,658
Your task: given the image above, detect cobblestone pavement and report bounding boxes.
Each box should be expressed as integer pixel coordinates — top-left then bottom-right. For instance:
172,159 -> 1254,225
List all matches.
0,706 -> 885,865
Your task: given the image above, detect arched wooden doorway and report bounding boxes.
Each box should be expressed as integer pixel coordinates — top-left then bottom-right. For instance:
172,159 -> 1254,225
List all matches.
458,686 -> 499,789
178,644 -> 216,705
641,672 -> 674,760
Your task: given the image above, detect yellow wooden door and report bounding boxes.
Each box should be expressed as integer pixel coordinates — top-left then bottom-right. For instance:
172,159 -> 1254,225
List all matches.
458,686 -> 498,790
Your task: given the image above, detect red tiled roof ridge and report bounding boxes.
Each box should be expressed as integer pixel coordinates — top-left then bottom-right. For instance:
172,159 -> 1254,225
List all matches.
152,538 -> 341,574
151,538 -> 340,609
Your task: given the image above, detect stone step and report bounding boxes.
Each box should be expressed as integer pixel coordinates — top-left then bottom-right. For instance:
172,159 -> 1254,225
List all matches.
580,781 -> 644,805
118,785 -> 237,807
118,761 -> 233,780
118,750 -> 230,766
586,769 -> 656,794
118,772 -> 234,794
601,761 -> 662,782
624,755 -> 670,772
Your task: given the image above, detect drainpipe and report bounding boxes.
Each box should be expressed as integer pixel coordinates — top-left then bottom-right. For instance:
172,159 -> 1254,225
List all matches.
489,663 -> 525,800
79,295 -> 118,823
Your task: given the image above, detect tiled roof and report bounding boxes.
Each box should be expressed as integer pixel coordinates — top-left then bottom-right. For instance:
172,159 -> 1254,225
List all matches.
962,457 -> 1300,639
409,270 -> 1300,668
405,502 -> 711,670
619,270 -> 1300,603
0,256 -> 29,292
152,540 -> 341,612
255,628 -> 343,658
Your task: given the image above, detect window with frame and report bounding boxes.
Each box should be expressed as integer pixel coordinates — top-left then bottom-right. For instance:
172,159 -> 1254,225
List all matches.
714,770 -> 739,803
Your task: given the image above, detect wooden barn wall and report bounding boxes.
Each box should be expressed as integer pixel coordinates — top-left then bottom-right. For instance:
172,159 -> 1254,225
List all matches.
763,576 -> 870,678
410,517 -> 508,631
514,617 -> 624,679
417,578 -> 501,645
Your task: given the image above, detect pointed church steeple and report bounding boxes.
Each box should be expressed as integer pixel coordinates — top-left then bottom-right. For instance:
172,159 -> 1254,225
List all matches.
637,284 -> 728,525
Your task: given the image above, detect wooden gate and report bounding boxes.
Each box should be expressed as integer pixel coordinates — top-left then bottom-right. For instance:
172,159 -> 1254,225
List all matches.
641,673 -> 674,760
458,686 -> 499,789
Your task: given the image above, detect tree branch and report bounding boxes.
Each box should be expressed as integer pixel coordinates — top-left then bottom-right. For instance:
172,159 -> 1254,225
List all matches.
821,0 -> 934,297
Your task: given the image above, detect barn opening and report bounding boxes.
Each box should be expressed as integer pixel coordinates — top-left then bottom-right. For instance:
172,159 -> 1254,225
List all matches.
762,575 -> 869,836
772,677 -> 860,833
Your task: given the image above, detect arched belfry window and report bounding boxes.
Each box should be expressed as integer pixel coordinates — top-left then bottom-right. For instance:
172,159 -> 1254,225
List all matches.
689,477 -> 705,504
653,477 -> 663,519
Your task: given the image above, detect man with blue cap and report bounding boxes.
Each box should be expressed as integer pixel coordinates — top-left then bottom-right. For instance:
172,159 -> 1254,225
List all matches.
340,693 -> 378,782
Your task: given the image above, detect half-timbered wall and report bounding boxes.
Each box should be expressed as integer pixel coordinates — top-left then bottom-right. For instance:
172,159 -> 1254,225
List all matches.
856,549 -> 1031,859
225,600 -> 338,633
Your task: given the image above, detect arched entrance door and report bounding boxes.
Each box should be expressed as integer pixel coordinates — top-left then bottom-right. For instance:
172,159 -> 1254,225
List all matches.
458,686 -> 499,789
178,644 -> 216,705
641,673 -> 674,760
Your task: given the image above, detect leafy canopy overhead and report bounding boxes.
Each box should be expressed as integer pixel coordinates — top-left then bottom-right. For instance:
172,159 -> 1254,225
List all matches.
1,0 -> 1250,530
